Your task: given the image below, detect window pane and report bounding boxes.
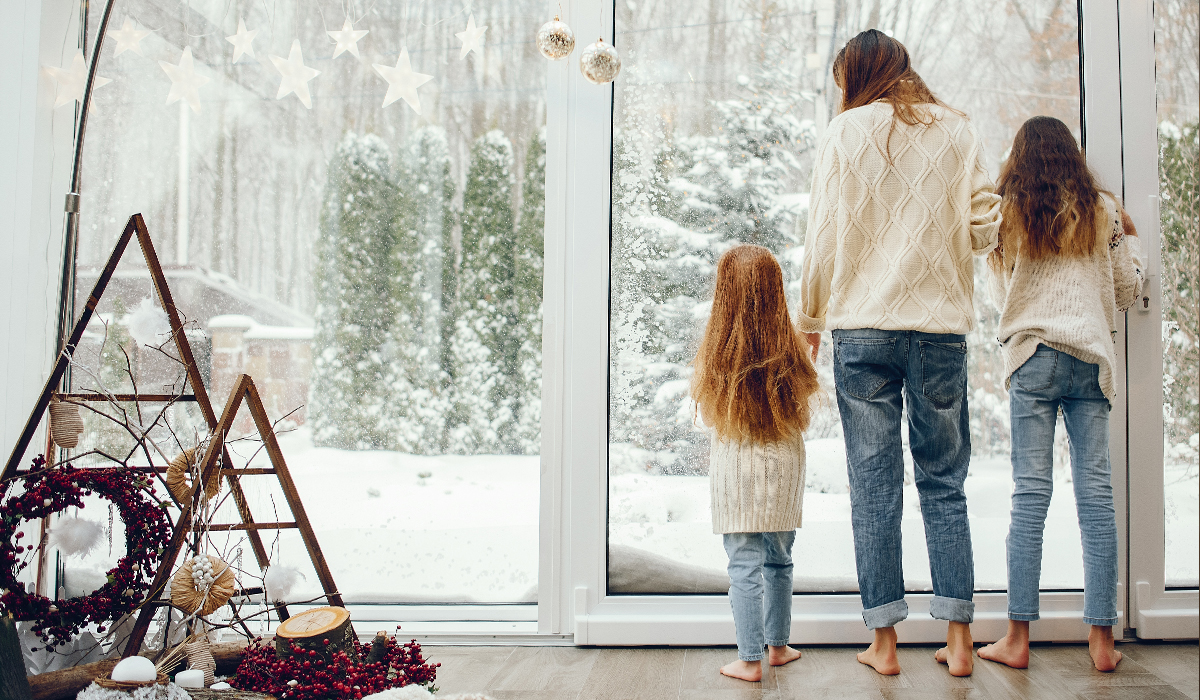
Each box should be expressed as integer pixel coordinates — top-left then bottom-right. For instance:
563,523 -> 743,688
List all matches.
609,1 -> 1082,593
1154,0 -> 1199,588
71,0 -> 545,604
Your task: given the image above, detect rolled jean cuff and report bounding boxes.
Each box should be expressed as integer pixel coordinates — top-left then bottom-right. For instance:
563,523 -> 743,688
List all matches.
862,599 -> 908,629
1008,611 -> 1040,622
930,595 -> 974,624
1083,616 -> 1119,627
738,650 -> 765,662
766,638 -> 790,647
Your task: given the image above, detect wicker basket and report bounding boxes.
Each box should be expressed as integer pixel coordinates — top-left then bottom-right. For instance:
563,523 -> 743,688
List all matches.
93,672 -> 169,691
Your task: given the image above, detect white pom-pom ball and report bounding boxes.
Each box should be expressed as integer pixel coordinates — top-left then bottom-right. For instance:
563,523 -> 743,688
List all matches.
111,656 -> 157,682
50,516 -> 105,558
264,565 -> 304,602
124,297 -> 172,349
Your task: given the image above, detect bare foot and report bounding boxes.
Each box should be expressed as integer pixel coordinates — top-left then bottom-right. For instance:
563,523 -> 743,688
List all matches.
934,621 -> 974,677
978,620 -> 1030,669
857,627 -> 901,675
720,659 -> 763,682
768,644 -> 802,667
1089,625 -> 1122,672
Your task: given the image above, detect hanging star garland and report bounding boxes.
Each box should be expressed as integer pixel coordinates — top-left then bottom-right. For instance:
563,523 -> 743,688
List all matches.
270,40 -> 321,109
226,19 -> 258,63
455,14 -> 488,60
328,19 -> 369,59
373,47 -> 432,113
159,47 -> 210,113
109,17 -> 151,57
45,51 -> 111,109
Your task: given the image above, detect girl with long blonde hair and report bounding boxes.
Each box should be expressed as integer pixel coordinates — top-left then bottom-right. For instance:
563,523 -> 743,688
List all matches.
690,244 -> 820,682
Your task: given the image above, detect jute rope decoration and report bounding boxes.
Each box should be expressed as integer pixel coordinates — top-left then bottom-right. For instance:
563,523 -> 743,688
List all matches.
165,448 -> 221,504
48,396 -> 84,449
185,637 -> 217,686
170,554 -> 236,616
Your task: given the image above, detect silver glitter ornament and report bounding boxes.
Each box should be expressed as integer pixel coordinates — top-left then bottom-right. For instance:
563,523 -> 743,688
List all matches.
579,37 -> 621,84
536,16 -> 575,60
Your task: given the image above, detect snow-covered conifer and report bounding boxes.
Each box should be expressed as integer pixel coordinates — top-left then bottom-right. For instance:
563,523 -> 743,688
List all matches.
513,128 -> 546,453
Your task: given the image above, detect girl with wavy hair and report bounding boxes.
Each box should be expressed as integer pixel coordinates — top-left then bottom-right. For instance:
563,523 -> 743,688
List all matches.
978,116 -> 1143,672
691,244 -> 820,682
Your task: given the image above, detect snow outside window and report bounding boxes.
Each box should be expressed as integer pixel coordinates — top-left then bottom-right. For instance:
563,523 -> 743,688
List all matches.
65,0 -> 545,605
608,0 -> 1086,594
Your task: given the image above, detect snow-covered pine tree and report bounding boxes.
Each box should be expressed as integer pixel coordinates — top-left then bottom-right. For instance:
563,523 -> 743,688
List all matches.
310,132 -> 400,450
447,130 -> 517,454
513,128 -> 546,453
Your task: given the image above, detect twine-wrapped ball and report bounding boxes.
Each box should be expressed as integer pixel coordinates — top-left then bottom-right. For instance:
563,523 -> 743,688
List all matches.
49,398 -> 84,449
186,638 -> 217,686
536,16 -> 575,60
579,37 -> 621,84
170,554 -> 236,616
165,448 -> 220,504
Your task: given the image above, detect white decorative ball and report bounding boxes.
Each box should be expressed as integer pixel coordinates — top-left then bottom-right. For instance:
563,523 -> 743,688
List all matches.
579,38 -> 621,84
111,655 -> 157,682
536,17 -> 575,60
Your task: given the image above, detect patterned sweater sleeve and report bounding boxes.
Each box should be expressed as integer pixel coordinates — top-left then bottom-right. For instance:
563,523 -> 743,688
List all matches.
1109,203 -> 1146,313
797,133 -> 839,333
967,126 -> 1002,255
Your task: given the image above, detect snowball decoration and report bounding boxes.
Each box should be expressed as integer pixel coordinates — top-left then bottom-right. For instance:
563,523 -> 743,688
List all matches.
579,38 -> 621,84
49,515 -> 105,557
124,297 -> 172,349
536,16 -> 574,60
208,682 -> 232,690
264,565 -> 304,602
174,670 -> 204,689
112,656 -> 158,682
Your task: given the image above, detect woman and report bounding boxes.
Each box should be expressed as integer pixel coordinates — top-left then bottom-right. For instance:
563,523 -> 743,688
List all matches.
798,29 -> 1001,677
977,116 -> 1142,672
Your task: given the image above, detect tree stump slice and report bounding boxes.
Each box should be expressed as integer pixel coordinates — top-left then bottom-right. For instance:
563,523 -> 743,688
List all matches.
273,607 -> 357,663
186,690 -> 274,700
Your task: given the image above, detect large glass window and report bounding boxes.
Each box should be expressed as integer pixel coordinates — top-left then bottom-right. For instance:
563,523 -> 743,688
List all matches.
1154,0 -> 1199,589
66,0 -> 546,604
608,0 -> 1083,593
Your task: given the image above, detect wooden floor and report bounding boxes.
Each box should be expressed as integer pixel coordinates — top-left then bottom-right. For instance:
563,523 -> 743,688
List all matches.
428,641 -> 1199,700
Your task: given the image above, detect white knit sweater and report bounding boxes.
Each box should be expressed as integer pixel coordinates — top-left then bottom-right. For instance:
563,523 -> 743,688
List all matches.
798,102 -> 1003,334
709,433 -> 806,534
987,193 -> 1145,402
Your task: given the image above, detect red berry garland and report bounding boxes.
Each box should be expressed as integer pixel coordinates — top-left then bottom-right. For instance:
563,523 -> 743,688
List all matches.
0,455 -> 173,646
232,633 -> 439,699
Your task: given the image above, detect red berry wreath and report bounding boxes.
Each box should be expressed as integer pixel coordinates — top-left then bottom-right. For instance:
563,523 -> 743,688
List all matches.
0,455 -> 173,646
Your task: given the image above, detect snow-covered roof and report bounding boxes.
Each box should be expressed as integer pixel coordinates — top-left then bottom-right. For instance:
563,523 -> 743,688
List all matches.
207,314 -> 258,329
209,314 -> 314,341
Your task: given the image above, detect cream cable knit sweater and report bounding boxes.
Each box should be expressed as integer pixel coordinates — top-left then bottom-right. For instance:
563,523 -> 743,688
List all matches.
798,102 -> 1003,334
987,193 -> 1145,402
709,433 -> 806,534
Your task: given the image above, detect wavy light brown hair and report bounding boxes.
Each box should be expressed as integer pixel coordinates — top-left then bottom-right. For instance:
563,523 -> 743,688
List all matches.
990,116 -> 1101,270
833,29 -> 953,126
690,245 -> 819,444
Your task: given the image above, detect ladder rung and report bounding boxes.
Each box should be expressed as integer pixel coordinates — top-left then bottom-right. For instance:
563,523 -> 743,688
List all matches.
221,468 -> 276,475
199,522 -> 298,532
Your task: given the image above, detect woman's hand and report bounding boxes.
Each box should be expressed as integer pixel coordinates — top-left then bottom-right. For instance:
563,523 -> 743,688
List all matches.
803,332 -> 821,362
1121,209 -> 1139,237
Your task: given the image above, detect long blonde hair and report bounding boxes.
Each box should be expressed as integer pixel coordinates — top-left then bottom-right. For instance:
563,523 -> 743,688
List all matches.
690,245 -> 819,444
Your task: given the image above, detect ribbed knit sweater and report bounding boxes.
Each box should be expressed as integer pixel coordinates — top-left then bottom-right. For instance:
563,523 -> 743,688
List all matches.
987,193 -> 1145,402
709,434 -> 806,534
798,102 -> 1003,334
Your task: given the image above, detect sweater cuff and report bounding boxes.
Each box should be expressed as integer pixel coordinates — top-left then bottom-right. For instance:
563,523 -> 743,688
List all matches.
796,311 -> 826,333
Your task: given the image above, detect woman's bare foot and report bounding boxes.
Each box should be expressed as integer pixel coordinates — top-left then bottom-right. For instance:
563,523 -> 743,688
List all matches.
978,620 -> 1030,669
1088,625 -> 1122,672
934,621 -> 974,676
768,644 -> 802,667
857,627 -> 901,675
720,659 -> 762,682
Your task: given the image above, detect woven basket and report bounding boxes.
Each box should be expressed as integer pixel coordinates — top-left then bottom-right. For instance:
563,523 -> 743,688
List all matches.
93,672 -> 169,690
170,554 -> 237,616
49,397 -> 84,449
165,448 -> 221,504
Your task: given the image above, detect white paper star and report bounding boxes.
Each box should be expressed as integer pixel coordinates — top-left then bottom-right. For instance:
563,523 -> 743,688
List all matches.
328,19 -> 369,59
159,47 -> 211,113
270,40 -> 321,109
45,51 -> 111,109
109,17 -> 151,57
373,48 -> 432,113
455,14 -> 488,60
226,19 -> 259,63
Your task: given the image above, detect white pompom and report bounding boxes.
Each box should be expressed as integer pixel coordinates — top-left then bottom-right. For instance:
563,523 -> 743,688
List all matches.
124,297 -> 172,349
264,565 -> 305,602
49,516 -> 105,557
111,656 -> 157,682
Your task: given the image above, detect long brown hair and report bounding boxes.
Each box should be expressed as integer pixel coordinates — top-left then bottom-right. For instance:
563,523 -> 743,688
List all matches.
690,245 -> 819,444
832,29 -> 953,131
991,116 -> 1101,270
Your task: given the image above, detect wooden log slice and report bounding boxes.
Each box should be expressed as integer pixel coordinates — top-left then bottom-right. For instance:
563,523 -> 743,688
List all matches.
273,607 -> 358,663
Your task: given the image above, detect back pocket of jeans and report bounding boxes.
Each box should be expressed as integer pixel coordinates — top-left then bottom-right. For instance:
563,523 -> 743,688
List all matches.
1014,347 -> 1058,392
919,340 -> 967,409
834,337 -> 896,400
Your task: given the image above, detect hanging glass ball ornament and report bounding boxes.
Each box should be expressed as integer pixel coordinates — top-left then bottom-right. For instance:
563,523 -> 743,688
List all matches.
536,16 -> 575,60
579,37 -> 621,84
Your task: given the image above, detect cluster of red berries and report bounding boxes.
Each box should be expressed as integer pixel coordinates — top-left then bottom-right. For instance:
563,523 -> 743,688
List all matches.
232,633 -> 439,699
0,455 -> 173,647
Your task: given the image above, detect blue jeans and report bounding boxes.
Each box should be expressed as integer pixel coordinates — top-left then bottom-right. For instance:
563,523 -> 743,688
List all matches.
833,329 -> 975,629
723,531 -> 795,661
1007,345 -> 1118,626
